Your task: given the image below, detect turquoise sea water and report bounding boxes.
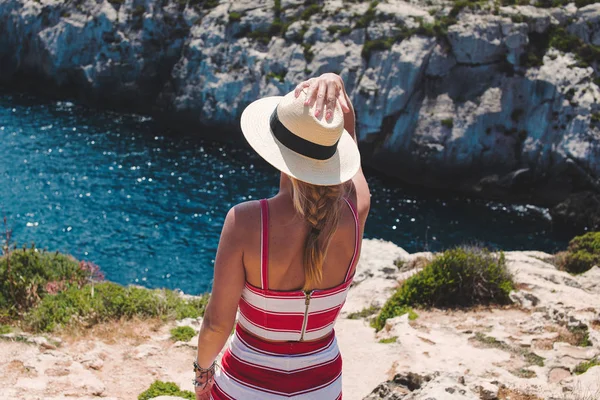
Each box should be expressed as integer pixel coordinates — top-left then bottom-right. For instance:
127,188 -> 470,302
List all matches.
0,94 -> 570,294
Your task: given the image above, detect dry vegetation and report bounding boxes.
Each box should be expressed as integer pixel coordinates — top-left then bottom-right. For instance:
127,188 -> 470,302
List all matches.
56,317 -> 165,345
498,387 -> 543,400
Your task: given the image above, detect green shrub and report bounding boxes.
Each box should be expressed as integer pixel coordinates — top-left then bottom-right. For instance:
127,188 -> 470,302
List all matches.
378,336 -> 398,344
274,0 -> 282,16
170,326 -> 196,342
574,357 -> 600,375
373,247 -> 513,331
549,27 -> 600,68
569,325 -> 592,347
362,38 -> 394,59
0,245 -> 99,312
24,282 -> 209,332
247,17 -> 290,44
347,305 -> 380,320
300,4 -> 322,20
510,14 -> 527,23
511,368 -> 536,378
248,30 -> 272,45
354,1 -> 379,29
229,12 -> 242,22
534,0 -> 596,8
441,118 -> 454,129
138,380 -> 195,400
302,43 -> 315,63
558,232 -> 600,274
511,108 -> 524,122
189,0 -> 219,9
327,25 -> 341,35
266,71 -> 286,83
0,324 -> 11,334
448,0 -> 490,19
132,5 -> 145,17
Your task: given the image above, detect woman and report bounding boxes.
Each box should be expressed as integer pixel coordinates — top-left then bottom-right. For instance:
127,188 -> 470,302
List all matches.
193,73 -> 370,399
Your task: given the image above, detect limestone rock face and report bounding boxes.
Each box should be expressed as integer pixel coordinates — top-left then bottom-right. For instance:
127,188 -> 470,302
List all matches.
1,0 -> 599,210
570,3 -> 600,46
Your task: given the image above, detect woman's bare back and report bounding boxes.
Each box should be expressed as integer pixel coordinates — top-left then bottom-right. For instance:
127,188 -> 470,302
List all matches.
242,176 -> 369,292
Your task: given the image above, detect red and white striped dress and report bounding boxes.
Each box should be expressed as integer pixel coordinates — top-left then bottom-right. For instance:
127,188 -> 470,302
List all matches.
211,198 -> 360,399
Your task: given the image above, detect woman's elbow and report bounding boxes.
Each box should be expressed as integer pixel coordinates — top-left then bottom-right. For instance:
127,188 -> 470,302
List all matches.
201,309 -> 233,335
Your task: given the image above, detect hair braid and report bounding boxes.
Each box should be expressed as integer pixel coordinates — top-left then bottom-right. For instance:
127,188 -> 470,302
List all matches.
290,178 -> 348,291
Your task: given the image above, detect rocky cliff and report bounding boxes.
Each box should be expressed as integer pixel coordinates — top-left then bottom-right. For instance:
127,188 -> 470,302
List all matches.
1,0 -> 599,218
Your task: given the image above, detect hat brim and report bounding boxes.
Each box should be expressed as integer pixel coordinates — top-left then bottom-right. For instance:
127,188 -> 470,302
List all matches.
240,96 -> 361,186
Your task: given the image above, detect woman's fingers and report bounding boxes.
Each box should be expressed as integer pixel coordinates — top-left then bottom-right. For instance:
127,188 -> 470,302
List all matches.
294,80 -> 312,98
298,74 -> 350,119
325,81 -> 337,120
337,91 -> 351,113
314,80 -> 327,118
304,79 -> 320,106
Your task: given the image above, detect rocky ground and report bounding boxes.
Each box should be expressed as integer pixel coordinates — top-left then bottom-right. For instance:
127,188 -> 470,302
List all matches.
1,238 -> 599,399
1,0 -> 599,214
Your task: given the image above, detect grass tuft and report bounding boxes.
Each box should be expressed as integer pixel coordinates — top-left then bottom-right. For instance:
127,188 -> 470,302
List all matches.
574,357 -> 600,375
228,12 -> 242,22
138,380 -> 194,400
347,305 -> 380,320
441,118 -> 454,129
170,326 -> 196,342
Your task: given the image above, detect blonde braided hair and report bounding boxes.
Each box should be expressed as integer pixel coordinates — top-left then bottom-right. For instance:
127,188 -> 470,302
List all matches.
290,177 -> 349,291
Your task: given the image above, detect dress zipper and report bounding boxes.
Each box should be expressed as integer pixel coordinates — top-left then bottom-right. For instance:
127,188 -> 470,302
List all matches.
299,290 -> 313,341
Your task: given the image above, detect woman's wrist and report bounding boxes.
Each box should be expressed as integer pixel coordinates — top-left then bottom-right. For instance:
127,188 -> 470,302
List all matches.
192,359 -> 217,390
194,357 -> 215,370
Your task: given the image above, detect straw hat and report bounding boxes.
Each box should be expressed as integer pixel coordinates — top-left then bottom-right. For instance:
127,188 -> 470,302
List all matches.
240,89 -> 361,186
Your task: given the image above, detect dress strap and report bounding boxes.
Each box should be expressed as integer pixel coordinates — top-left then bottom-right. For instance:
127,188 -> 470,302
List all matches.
259,199 -> 269,290
343,197 -> 360,282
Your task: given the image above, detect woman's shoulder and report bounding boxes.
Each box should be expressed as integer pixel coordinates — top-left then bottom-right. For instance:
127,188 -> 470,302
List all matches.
226,199 -> 261,225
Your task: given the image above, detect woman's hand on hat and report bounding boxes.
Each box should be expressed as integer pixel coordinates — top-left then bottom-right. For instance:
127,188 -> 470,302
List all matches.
294,73 -> 351,121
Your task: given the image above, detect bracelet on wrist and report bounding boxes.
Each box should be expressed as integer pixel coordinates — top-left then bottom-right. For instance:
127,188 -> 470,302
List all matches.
192,360 -> 217,389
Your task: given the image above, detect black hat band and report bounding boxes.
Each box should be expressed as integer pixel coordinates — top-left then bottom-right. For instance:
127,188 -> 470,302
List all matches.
269,107 -> 339,161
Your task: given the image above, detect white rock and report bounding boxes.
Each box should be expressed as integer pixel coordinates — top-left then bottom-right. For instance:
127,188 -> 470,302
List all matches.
80,354 -> 104,370
570,3 -> 600,46
447,15 -> 507,64
474,381 -> 499,400
132,344 -> 161,360
176,317 -> 202,330
341,239 -> 410,316
426,44 -> 456,77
